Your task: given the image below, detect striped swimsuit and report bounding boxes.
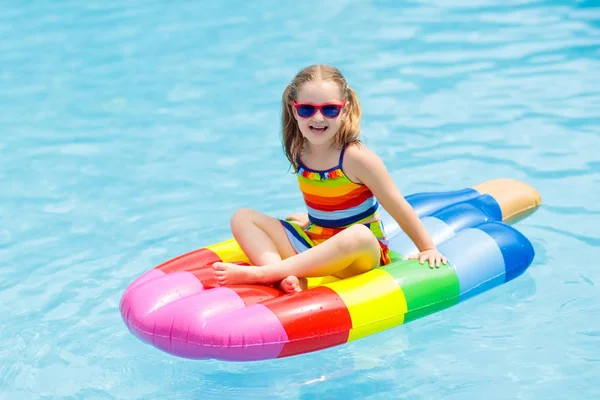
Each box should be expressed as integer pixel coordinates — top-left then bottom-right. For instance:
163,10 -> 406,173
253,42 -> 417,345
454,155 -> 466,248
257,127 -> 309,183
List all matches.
280,145 -> 391,266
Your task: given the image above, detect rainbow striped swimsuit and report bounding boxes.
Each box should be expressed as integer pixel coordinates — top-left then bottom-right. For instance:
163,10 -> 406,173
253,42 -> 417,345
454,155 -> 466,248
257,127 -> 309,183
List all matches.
280,146 -> 391,266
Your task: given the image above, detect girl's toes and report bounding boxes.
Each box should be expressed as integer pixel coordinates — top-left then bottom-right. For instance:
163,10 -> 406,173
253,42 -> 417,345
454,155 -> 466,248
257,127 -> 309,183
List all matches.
212,262 -> 224,271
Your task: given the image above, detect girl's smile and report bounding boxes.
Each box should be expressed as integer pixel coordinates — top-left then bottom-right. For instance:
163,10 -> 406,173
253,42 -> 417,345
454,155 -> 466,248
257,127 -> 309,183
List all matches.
309,124 -> 328,134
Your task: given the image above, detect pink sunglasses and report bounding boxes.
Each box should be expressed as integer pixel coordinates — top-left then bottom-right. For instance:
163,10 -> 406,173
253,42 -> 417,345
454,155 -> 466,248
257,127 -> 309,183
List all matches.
293,100 -> 347,118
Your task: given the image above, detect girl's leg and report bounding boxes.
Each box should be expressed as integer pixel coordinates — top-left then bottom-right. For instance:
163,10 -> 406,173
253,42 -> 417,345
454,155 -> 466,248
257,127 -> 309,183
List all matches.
213,224 -> 381,286
214,208 -> 305,292
228,208 -> 296,264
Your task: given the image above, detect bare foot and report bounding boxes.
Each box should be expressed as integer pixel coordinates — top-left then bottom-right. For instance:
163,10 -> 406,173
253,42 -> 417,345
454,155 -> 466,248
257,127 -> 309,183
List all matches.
279,276 -> 307,294
212,262 -> 263,286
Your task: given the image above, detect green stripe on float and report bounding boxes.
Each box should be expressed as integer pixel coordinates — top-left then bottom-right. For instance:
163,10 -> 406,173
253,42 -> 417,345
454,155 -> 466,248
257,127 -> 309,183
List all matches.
387,249 -> 403,263
382,259 -> 460,323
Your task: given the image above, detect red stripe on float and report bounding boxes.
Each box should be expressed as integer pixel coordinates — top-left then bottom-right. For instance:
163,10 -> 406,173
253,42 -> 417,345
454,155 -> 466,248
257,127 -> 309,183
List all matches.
228,285 -> 283,307
263,286 -> 352,358
156,248 -> 221,273
156,248 -> 223,288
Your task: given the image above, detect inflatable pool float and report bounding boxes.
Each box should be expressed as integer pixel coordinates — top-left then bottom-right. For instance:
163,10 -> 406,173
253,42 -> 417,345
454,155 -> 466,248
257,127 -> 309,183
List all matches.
120,178 -> 541,362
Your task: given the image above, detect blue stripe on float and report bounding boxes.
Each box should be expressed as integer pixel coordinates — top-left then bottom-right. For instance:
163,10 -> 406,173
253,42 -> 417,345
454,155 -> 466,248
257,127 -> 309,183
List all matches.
476,222 -> 535,283
438,228 -> 506,302
432,195 -> 502,228
405,188 -> 480,218
387,217 -> 454,258
475,194 -> 503,221
382,191 -> 501,241
385,195 -> 503,259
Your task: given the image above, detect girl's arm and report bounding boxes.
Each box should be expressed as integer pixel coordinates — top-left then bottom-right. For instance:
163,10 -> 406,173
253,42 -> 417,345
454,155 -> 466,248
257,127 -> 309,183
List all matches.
344,145 -> 447,267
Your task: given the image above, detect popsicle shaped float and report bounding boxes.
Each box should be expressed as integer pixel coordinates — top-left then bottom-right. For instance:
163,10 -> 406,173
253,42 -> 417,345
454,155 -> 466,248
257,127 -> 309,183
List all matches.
120,179 -> 541,361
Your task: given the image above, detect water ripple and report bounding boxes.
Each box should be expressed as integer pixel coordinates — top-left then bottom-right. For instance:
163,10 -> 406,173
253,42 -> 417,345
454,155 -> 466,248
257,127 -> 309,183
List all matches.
1,0 -> 600,399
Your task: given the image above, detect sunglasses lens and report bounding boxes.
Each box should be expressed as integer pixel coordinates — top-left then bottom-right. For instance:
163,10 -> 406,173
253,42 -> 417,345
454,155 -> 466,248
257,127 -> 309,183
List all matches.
297,105 -> 316,118
321,105 -> 342,118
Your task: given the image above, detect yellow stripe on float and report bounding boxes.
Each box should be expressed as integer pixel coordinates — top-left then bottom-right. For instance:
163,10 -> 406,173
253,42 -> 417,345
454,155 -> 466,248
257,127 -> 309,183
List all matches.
206,239 -> 250,263
307,275 -> 340,287
325,269 -> 407,342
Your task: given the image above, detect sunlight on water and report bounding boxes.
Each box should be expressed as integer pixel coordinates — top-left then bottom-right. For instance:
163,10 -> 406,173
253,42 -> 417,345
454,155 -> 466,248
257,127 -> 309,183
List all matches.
1,0 -> 599,399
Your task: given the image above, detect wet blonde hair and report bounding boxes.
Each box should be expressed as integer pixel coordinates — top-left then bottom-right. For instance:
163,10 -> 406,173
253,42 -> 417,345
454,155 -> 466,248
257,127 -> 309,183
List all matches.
281,64 -> 362,169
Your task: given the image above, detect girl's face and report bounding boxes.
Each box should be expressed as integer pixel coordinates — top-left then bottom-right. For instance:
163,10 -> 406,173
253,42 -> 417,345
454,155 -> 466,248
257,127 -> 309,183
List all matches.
293,80 -> 347,147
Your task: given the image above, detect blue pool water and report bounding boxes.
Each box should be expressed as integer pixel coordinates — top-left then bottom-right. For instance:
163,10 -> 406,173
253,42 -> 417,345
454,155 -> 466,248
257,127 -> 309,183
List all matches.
2,0 -> 599,398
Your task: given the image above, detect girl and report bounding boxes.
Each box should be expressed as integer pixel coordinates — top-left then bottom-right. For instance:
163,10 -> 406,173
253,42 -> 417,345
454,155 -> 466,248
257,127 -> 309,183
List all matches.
213,64 -> 446,293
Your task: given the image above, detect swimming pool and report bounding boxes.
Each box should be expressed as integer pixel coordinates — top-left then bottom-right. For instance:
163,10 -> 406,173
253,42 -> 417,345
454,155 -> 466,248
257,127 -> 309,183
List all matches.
1,0 -> 599,398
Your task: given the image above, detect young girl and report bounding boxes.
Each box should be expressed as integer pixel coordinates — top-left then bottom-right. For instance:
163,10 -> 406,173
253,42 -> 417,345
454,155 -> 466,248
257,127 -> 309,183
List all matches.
213,64 -> 446,293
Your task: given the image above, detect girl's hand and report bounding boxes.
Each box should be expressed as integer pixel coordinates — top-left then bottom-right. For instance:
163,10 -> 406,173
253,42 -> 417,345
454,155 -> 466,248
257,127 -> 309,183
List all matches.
409,248 -> 448,269
285,213 -> 310,230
